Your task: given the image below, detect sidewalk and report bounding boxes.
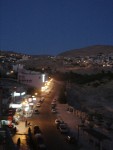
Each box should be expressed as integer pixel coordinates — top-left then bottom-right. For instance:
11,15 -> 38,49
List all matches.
12,120 -> 30,150
56,104 -> 80,132
50,95 -> 92,149
16,120 -> 29,134
56,103 -> 113,150
56,103 -> 96,150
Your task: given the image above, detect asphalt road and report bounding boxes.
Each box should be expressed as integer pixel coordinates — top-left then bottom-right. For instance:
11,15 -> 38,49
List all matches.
28,82 -> 76,150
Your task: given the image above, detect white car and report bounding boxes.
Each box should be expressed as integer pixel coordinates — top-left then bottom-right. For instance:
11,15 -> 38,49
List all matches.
36,103 -> 41,107
52,99 -> 57,102
51,109 -> 57,113
51,102 -> 56,105
55,119 -> 64,125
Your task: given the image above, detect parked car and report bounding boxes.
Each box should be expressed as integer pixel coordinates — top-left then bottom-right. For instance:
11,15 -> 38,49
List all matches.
8,108 -> 16,116
52,98 -> 56,102
51,105 -> 56,109
36,103 -> 41,107
55,118 -> 64,128
34,125 -> 41,134
34,109 -> 39,114
13,118 -> 19,125
59,123 -> 69,134
35,133 -> 43,138
36,136 -> 47,150
55,119 -> 64,124
51,102 -> 56,105
66,135 -> 78,144
40,97 -> 45,103
51,108 -> 57,113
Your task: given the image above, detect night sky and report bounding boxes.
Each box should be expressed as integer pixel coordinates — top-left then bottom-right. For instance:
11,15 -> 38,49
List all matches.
0,0 -> 113,55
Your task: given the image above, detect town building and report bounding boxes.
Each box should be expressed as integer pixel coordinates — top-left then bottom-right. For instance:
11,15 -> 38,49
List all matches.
18,69 -> 48,89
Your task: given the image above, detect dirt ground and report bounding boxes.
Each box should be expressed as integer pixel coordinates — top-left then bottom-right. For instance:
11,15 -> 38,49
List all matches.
72,80 -> 113,119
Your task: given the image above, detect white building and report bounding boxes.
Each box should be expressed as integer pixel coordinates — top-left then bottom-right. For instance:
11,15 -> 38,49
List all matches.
18,69 -> 47,88
13,64 -> 24,72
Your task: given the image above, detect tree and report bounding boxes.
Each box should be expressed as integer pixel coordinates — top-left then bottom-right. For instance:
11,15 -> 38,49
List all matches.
58,85 -> 67,104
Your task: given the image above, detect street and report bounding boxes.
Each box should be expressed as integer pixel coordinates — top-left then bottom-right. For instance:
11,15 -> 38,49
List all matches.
28,81 -> 76,150
12,80 -> 76,150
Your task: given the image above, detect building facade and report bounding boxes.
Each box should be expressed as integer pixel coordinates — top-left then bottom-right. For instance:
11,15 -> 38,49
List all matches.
18,69 -> 47,88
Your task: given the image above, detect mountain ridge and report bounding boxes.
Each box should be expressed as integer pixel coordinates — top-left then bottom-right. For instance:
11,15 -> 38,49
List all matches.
58,45 -> 113,57
1,45 -> 113,56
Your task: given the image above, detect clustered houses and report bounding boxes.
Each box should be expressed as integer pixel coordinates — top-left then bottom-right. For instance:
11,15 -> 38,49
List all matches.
0,51 -> 49,116
61,53 -> 113,69
1,50 -> 113,76
0,51 -> 25,77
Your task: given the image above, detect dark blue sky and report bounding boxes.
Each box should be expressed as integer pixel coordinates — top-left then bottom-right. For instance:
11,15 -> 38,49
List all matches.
0,0 -> 113,55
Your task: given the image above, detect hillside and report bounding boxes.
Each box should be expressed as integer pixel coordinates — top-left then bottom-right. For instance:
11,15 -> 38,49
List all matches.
76,80 -> 113,117
58,45 -> 113,57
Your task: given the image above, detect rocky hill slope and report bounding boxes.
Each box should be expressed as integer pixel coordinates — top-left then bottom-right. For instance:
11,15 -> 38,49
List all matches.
58,45 -> 113,57
70,80 -> 113,118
